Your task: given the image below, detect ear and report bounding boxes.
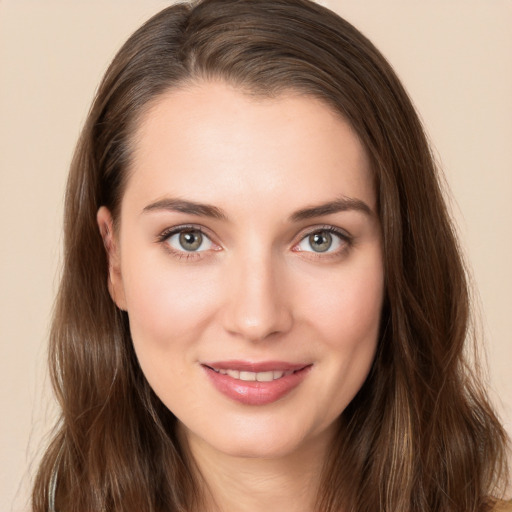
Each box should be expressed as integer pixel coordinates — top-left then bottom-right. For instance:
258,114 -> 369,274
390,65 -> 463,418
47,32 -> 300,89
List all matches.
97,206 -> 127,311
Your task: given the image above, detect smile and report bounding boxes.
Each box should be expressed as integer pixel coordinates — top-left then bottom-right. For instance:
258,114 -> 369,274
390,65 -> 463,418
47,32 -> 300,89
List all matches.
202,361 -> 312,405
209,368 -> 295,381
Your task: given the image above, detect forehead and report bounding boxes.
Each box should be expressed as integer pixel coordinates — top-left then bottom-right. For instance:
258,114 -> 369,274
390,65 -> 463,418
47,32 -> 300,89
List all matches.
124,80 -> 375,216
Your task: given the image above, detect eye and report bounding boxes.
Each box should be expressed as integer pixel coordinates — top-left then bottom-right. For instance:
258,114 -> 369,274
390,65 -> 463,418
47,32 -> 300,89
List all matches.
165,228 -> 214,252
295,228 -> 348,254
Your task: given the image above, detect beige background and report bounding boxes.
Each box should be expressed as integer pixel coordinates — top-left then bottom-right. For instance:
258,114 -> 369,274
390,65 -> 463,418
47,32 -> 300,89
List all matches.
1,1 -> 510,510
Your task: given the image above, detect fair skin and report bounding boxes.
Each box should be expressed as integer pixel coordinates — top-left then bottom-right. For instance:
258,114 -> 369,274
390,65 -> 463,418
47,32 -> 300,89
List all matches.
98,80 -> 384,512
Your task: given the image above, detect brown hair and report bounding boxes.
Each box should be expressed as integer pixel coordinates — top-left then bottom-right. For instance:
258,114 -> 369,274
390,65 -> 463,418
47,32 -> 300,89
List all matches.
33,0 -> 509,510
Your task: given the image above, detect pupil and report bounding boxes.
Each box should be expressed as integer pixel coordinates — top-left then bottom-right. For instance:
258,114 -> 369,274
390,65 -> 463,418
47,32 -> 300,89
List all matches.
179,230 -> 202,251
310,231 -> 332,252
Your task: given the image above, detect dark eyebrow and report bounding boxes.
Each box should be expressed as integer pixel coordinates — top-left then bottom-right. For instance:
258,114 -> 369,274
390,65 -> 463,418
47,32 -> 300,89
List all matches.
142,198 -> 228,220
142,196 -> 372,222
289,196 -> 373,222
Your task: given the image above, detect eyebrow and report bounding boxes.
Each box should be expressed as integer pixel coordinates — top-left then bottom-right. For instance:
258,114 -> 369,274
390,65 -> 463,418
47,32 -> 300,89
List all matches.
289,196 -> 373,222
142,198 -> 228,220
141,195 -> 372,222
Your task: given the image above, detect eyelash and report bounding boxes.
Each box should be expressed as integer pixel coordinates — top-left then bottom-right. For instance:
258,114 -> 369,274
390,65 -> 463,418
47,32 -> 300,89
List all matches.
156,224 -> 217,261
155,224 -> 352,261
293,225 -> 352,260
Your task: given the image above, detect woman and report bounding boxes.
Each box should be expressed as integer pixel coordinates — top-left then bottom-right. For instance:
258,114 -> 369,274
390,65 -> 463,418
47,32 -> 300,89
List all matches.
32,0 -> 510,511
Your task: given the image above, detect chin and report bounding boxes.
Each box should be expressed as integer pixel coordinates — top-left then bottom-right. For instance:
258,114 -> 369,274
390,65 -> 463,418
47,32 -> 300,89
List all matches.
182,412 -> 335,462
216,434 -> 301,460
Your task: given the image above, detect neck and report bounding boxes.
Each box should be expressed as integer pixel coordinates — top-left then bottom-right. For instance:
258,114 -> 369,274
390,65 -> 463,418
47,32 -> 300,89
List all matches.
180,424 -> 335,512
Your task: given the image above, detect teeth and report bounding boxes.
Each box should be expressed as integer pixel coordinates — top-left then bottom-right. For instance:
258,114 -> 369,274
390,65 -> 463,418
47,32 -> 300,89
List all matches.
256,371 -> 274,382
213,368 -> 297,381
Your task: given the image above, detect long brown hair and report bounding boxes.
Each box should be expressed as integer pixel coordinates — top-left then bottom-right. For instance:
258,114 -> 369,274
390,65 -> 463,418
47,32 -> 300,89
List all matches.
33,1 -> 509,510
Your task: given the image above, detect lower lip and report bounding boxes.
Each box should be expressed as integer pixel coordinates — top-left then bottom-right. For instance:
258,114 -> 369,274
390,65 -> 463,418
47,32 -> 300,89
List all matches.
203,365 -> 312,406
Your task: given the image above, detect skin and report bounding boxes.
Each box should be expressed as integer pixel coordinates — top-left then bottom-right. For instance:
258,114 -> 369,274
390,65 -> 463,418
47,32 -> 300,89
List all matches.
98,80 -> 384,512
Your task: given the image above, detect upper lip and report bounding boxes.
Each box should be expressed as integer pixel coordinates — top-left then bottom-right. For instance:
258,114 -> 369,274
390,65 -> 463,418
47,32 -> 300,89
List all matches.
203,360 -> 310,372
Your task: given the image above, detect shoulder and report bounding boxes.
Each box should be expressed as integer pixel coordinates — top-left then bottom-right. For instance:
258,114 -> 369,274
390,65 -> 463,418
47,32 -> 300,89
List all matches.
493,500 -> 512,512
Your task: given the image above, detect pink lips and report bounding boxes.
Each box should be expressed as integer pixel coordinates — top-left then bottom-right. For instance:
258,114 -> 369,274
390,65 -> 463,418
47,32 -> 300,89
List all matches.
202,360 -> 312,405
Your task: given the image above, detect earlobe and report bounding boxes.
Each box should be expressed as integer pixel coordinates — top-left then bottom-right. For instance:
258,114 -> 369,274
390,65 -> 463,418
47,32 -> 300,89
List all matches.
96,206 -> 127,311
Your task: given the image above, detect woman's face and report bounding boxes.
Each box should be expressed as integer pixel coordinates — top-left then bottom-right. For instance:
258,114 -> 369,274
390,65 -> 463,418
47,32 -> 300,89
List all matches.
99,81 -> 384,459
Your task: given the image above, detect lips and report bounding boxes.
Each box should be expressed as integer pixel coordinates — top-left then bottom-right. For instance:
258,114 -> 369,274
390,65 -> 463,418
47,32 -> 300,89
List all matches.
202,360 -> 312,405
209,368 -> 295,382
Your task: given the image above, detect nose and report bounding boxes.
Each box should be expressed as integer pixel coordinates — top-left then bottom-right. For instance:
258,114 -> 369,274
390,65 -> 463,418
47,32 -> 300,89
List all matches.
221,251 -> 293,342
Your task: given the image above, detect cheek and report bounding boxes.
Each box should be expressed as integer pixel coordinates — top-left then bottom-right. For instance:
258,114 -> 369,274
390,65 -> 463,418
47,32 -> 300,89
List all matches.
299,256 -> 384,350
314,262 -> 383,399
120,253 -> 223,406
121,249 -> 220,354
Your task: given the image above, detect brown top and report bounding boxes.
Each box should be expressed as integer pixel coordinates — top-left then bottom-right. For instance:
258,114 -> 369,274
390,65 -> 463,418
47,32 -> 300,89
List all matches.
494,500 -> 512,512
